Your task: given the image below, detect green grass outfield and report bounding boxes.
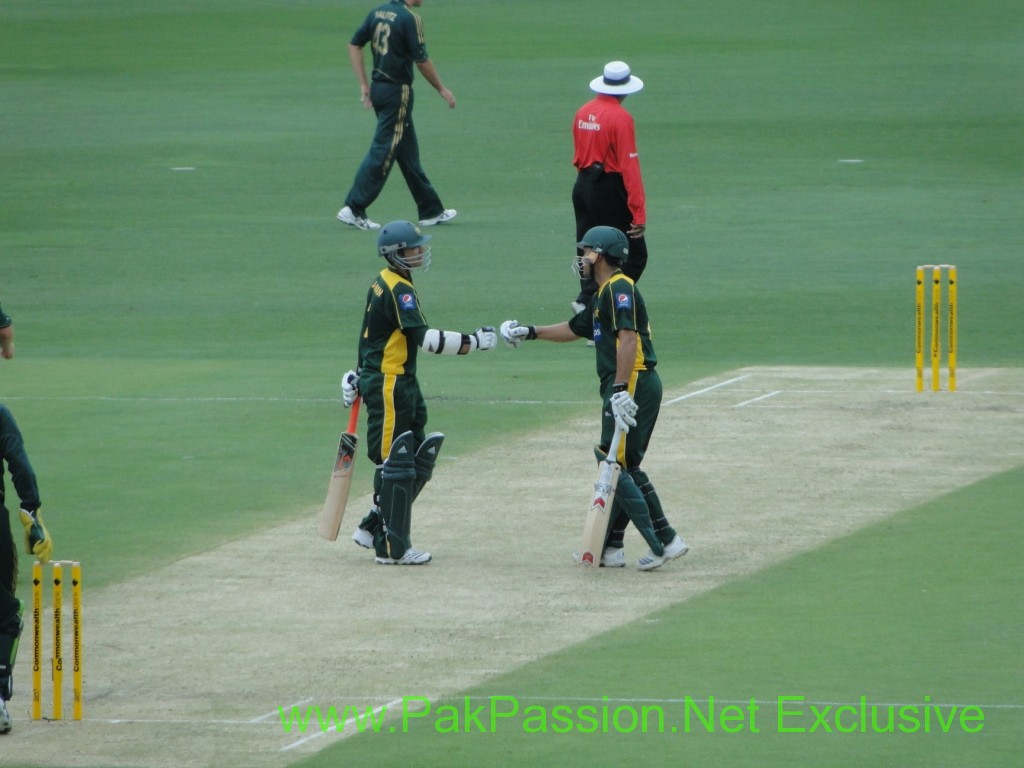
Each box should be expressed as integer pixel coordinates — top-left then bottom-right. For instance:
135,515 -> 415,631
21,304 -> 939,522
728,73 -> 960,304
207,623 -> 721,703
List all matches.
292,466 -> 1024,767
2,0 -> 1022,765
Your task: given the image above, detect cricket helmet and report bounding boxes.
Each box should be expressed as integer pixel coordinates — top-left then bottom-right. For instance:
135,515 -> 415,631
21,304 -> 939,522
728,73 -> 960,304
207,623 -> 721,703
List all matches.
577,226 -> 629,264
378,220 -> 432,271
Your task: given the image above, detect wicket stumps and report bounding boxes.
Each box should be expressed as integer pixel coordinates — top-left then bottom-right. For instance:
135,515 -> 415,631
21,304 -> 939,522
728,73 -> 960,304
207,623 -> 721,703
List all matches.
915,264 -> 957,392
31,560 -> 83,721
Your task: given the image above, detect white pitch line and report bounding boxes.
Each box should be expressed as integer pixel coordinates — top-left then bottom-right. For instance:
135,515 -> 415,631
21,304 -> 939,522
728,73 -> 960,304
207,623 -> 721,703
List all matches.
279,697 -> 403,752
476,694 -> 1024,710
0,395 -> 338,404
734,390 -> 782,408
0,394 -> 590,406
6,385 -> 1019,408
78,691 -> 1024,730
250,697 -> 313,724
663,374 -> 752,406
99,717 -> 279,725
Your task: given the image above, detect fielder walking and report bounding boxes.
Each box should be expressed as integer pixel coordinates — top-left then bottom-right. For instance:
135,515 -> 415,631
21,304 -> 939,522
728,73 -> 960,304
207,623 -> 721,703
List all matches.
340,222 -> 496,564
337,0 -> 458,231
501,227 -> 687,571
571,61 -> 650,311
0,304 -> 54,734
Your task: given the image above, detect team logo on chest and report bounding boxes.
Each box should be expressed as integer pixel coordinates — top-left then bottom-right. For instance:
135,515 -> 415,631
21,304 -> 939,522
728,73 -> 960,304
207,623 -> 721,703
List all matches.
399,293 -> 417,310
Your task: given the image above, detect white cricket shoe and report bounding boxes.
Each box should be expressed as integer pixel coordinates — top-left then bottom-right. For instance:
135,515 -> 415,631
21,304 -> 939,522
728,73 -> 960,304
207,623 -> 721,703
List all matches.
375,549 -> 432,565
337,206 -> 381,230
662,534 -> 689,560
600,548 -> 626,568
636,550 -> 666,571
418,209 -> 457,226
352,527 -> 374,549
0,699 -> 12,735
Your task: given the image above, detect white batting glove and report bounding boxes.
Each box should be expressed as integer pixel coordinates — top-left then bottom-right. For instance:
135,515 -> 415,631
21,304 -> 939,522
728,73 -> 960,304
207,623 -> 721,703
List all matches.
500,320 -> 535,349
610,390 -> 638,433
341,370 -> 360,408
472,327 -> 497,351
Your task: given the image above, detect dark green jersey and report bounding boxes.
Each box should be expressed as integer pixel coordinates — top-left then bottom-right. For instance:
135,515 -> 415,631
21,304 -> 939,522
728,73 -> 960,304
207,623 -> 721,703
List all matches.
358,268 -> 428,376
569,271 -> 657,387
351,0 -> 428,85
0,302 -> 11,329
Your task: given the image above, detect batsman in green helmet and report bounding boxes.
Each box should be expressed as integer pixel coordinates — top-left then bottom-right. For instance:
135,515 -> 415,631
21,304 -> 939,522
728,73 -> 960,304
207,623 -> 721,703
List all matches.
500,226 -> 688,571
339,222 -> 497,565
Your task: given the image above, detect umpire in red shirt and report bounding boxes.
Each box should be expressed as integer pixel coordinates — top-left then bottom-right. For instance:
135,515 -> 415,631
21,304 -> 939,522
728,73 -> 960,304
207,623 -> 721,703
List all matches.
571,61 -> 649,309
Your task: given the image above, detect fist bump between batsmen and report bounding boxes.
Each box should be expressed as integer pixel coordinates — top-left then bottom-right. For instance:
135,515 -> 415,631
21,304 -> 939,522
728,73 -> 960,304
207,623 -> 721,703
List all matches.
499,320 -> 536,348
472,327 -> 498,351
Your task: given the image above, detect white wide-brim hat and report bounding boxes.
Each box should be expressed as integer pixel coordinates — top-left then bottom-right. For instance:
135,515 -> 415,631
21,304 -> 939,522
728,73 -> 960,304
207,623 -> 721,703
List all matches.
590,61 -> 644,95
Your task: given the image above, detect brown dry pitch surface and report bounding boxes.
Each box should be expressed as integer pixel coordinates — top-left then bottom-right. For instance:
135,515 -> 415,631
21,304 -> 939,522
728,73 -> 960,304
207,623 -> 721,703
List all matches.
7,367 -> 1023,767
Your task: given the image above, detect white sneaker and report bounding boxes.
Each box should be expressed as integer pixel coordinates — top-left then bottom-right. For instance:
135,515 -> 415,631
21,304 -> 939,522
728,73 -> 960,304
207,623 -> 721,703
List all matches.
662,534 -> 689,560
375,549 -> 432,565
352,528 -> 374,549
0,699 -> 12,735
337,206 -> 381,230
636,550 -> 666,571
601,548 -> 626,568
419,209 -> 457,226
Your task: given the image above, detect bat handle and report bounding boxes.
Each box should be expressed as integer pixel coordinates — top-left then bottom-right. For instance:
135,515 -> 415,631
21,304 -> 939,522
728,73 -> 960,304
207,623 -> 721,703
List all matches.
346,397 -> 361,432
605,422 -> 624,465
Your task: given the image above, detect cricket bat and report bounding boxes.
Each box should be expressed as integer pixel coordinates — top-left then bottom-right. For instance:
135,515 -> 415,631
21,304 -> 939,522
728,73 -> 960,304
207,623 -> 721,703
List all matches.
318,397 -> 361,541
578,424 -> 625,567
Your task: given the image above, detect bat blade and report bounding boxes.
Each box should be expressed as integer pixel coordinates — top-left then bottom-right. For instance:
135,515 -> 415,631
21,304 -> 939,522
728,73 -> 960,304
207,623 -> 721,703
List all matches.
578,425 -> 625,567
579,463 -> 621,566
318,398 -> 361,541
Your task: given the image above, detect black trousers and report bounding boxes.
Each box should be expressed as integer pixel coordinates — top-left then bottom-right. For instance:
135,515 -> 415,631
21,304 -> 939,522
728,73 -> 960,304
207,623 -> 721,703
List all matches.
344,82 -> 445,221
572,167 -> 649,302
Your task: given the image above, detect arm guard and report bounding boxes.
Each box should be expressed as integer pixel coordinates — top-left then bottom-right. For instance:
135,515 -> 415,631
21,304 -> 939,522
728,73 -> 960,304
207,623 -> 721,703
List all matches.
421,329 -> 472,355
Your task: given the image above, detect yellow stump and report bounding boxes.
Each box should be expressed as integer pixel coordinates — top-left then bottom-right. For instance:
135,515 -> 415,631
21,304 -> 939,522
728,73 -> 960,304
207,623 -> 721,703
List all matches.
31,562 -> 42,720
931,266 -> 941,392
51,562 -> 63,720
72,562 -> 83,721
948,266 -> 957,392
915,267 -> 925,392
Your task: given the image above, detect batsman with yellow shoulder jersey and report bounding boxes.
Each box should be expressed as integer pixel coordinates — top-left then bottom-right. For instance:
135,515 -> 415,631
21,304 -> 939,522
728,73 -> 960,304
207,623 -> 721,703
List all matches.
339,222 -> 496,565
1,303 -> 54,735
501,227 -> 688,571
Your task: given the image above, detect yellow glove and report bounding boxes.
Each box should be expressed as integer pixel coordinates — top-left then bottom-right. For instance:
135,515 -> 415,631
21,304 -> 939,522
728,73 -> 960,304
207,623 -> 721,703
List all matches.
19,507 -> 53,564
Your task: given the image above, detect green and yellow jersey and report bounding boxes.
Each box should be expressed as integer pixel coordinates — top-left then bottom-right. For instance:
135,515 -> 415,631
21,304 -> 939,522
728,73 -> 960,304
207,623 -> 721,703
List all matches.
358,268 -> 428,376
569,271 -> 657,388
351,0 -> 429,86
